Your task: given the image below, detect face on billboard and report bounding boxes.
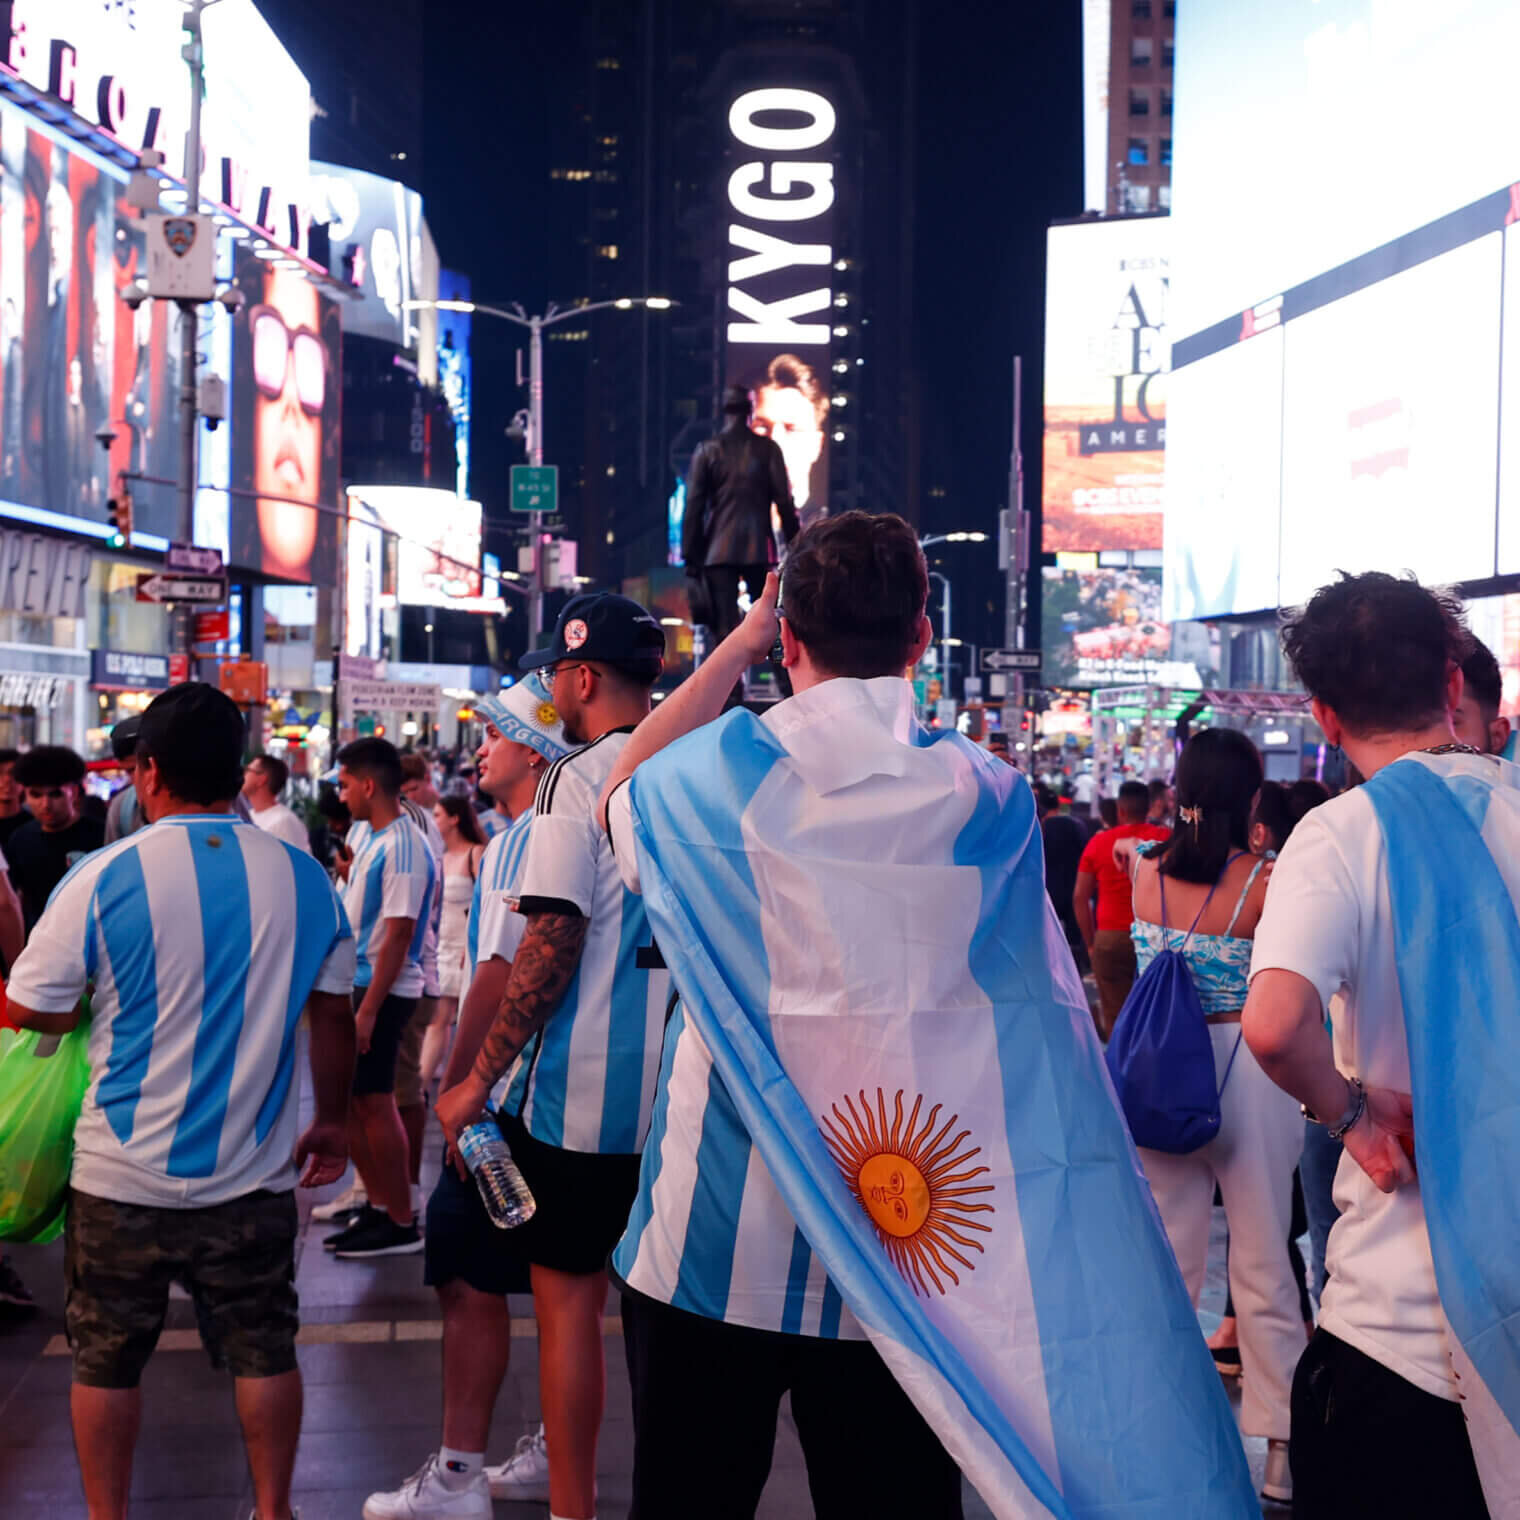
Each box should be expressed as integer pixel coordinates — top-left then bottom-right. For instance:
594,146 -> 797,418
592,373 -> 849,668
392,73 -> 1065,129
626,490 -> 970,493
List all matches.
231,248 -> 340,582
0,106 -> 186,540
749,355 -> 828,518
1042,218 -> 1169,553
724,87 -> 836,524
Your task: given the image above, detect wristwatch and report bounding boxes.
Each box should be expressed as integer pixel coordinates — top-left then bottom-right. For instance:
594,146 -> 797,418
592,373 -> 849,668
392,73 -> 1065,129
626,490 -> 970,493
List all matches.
1302,1076 -> 1366,1140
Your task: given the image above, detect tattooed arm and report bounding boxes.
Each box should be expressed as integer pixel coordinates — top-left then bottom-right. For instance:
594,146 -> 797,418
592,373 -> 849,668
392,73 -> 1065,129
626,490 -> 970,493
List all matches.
434,909 -> 589,1148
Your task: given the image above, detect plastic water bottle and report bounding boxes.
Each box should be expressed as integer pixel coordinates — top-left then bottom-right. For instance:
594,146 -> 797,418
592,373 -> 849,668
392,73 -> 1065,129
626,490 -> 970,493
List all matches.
457,1119 -> 537,1229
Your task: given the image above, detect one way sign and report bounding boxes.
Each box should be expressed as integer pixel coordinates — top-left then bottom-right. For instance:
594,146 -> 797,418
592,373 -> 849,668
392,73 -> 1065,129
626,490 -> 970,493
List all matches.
980,648 -> 1042,675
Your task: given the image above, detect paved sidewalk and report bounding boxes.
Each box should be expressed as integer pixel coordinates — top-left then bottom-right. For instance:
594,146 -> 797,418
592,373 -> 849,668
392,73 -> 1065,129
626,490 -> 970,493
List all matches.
0,1105 -> 1279,1518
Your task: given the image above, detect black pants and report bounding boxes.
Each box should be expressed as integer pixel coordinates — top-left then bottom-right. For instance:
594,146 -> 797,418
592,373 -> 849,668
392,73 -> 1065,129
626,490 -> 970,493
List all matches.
1291,1330 -> 1489,1519
704,563 -> 769,641
620,1287 -> 964,1520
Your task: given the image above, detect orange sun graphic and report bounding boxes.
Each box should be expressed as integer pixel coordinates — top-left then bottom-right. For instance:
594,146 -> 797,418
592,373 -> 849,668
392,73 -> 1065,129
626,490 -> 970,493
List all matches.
821,1088 -> 995,1297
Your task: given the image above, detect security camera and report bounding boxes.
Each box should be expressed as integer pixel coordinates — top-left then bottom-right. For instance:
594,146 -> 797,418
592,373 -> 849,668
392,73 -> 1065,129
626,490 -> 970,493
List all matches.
95,424 -> 118,454
199,374 -> 226,432
121,280 -> 150,311
215,285 -> 245,315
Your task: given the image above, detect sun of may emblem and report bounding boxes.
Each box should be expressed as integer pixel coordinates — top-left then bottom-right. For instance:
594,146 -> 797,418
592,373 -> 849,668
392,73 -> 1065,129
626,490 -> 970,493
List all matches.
821,1089 -> 995,1297
536,701 -> 559,726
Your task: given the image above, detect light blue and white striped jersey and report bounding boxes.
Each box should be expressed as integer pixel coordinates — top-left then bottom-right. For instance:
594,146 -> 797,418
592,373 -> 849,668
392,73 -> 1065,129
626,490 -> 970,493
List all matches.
466,811 -> 533,982
8,814 -> 354,1209
511,728 -> 669,1154
342,813 -> 436,999
465,811 -> 534,1111
477,806 -> 510,841
400,797 -> 445,996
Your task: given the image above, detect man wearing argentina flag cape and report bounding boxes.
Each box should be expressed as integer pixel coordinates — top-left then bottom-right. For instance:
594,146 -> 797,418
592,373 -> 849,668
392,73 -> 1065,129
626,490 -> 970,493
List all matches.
598,512 -> 1256,1519
1246,571 -> 1520,1520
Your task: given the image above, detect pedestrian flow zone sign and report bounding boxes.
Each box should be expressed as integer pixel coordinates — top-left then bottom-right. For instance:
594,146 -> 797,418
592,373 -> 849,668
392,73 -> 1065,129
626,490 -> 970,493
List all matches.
511,465 -> 558,514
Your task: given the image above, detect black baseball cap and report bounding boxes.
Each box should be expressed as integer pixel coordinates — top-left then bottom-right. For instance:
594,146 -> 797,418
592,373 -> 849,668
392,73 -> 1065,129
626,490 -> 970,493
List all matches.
519,591 -> 666,673
110,715 -> 142,762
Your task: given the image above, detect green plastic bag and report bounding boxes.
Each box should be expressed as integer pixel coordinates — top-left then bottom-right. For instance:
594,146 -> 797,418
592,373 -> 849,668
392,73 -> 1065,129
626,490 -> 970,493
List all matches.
0,1020 -> 91,1244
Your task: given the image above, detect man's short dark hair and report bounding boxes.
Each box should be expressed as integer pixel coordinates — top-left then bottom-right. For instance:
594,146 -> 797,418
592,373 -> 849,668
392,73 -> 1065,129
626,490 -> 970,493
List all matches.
0,747 -> 23,769
256,753 -> 290,797
1117,780 -> 1149,821
1148,779 -> 1169,805
781,511 -> 928,680
337,736 -> 404,796
1462,636 -> 1503,721
594,658 -> 663,692
1032,780 -> 1058,814
136,684 -> 244,806
1280,572 -> 1474,736
15,745 -> 86,790
398,752 -> 429,783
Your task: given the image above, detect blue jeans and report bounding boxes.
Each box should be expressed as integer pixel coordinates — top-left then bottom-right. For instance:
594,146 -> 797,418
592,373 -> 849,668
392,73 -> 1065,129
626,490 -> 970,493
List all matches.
1299,1118 -> 1343,1306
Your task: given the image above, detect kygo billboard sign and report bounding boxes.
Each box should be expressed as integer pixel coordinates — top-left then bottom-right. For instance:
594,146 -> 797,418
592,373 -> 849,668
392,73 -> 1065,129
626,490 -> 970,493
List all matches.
724,86 -> 837,525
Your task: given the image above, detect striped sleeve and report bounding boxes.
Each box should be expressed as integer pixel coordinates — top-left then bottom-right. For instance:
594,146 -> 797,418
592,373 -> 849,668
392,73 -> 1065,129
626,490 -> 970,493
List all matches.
518,762 -> 600,915
6,848 -> 106,1013
379,824 -> 428,922
307,857 -> 357,995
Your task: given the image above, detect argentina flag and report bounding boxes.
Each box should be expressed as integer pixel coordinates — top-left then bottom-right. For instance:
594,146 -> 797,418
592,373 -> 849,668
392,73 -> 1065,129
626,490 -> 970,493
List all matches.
624,678 -> 1257,1519
1366,758 -> 1520,1512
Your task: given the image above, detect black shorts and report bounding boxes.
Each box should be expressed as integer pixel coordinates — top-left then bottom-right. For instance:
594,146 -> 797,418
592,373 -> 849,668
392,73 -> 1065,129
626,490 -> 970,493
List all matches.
443,1111 -> 641,1277
351,991 -> 420,1096
65,1188 -> 299,1389
423,1148 -> 532,1297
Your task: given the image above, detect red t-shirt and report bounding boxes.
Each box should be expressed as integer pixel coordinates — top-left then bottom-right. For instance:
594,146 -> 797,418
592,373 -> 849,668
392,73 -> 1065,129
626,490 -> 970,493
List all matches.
1077,823 -> 1172,932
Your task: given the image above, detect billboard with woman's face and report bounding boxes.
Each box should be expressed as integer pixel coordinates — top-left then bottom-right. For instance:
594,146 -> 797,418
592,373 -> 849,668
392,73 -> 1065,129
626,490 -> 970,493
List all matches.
229,248 -> 341,583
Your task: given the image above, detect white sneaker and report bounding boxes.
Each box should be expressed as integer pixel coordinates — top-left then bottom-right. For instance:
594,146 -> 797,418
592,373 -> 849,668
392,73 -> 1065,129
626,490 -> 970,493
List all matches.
485,1425 -> 550,1502
1262,1438 -> 1292,1504
362,1454 -> 491,1519
311,1180 -> 367,1222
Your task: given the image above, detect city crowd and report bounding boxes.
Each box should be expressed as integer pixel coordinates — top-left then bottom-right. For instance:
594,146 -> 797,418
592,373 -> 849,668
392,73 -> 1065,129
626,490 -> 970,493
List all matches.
0,518 -> 1516,1520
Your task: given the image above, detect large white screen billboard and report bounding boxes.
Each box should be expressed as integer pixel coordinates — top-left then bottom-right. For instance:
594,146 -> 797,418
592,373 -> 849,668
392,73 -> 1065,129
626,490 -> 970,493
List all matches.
1165,0 -> 1520,618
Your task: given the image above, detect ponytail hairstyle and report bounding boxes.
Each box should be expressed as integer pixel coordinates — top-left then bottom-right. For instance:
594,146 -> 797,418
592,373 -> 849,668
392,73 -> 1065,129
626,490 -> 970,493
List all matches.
1153,728 -> 1264,885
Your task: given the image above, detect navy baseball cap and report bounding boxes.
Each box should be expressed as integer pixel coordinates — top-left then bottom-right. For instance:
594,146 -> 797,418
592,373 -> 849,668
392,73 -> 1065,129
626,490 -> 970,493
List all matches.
520,591 -> 666,673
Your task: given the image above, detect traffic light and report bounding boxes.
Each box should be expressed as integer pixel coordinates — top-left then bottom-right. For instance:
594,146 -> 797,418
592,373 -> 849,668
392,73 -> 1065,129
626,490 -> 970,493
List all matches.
106,490 -> 133,549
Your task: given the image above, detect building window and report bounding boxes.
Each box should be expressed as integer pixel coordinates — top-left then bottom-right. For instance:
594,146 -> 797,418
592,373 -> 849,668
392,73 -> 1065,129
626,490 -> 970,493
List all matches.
1161,88 -> 1173,117
1129,89 -> 1150,117
598,135 -> 619,146
1160,137 -> 1173,167
1162,38 -> 1175,68
595,56 -> 621,69
1132,0 -> 1152,17
596,244 -> 619,260
1159,184 -> 1172,210
1129,185 -> 1152,211
1131,37 -> 1152,67
1127,137 -> 1149,166
551,168 -> 591,181
1163,0 -> 1176,15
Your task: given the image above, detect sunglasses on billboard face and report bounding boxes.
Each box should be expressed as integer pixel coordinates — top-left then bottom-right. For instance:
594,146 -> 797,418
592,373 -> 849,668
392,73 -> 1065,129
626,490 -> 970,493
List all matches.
250,306 -> 327,415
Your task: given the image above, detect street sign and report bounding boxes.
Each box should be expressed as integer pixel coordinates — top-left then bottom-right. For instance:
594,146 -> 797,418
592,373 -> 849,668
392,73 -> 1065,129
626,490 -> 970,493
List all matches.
218,660 -> 268,707
935,698 -> 958,727
166,542 -> 224,576
980,648 -> 1042,675
193,610 -> 230,644
168,654 -> 190,685
345,678 -> 443,715
136,572 -> 227,604
510,464 -> 559,515
964,676 -> 984,700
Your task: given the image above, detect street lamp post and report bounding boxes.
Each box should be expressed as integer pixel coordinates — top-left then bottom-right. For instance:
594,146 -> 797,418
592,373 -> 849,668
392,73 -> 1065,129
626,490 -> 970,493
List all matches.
404,296 -> 674,654
918,532 -> 986,699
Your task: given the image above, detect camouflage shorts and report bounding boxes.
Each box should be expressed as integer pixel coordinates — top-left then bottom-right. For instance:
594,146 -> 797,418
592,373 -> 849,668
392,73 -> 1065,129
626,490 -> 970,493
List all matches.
65,1187 -> 299,1388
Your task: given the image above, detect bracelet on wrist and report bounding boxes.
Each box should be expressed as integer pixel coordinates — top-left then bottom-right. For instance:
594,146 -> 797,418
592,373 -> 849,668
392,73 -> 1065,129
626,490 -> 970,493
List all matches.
1302,1076 -> 1365,1140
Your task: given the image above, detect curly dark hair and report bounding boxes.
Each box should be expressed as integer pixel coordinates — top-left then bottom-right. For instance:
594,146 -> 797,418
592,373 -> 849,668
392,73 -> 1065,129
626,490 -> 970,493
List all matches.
1462,635 -> 1503,720
1279,572 -> 1473,736
780,511 -> 927,679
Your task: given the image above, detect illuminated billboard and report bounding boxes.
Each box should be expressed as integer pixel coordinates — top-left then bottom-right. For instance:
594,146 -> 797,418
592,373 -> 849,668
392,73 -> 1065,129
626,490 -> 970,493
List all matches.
228,245 -> 343,584
0,100 -> 183,543
1042,216 -> 1168,552
724,87 -> 835,529
1043,564 -> 1214,689
347,486 -> 500,612
1166,0 -> 1520,618
436,268 -> 472,497
310,162 -> 426,348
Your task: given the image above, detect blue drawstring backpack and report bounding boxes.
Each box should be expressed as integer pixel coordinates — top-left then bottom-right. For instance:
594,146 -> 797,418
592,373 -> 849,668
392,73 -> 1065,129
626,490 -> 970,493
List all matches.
1105,856 -> 1245,1154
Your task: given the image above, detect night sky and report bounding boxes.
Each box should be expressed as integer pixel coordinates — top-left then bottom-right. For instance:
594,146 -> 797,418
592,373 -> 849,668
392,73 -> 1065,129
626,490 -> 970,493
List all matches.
420,2 -> 1083,659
